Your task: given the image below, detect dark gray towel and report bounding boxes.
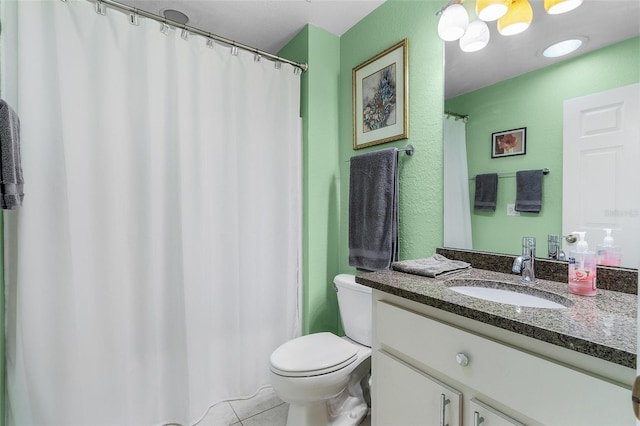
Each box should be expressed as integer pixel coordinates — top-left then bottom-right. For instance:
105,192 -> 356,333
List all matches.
348,148 -> 399,271
474,173 -> 498,211
0,99 -> 23,209
392,254 -> 471,278
515,169 -> 543,213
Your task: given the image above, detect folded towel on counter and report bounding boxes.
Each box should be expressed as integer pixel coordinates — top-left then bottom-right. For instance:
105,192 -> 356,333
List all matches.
392,254 -> 471,278
515,169 -> 543,213
474,173 -> 498,211
0,99 -> 24,209
348,148 -> 399,271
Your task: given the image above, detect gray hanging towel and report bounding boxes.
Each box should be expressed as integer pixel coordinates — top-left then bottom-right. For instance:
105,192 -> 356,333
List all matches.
474,173 -> 498,211
392,254 -> 471,278
348,148 -> 399,271
0,99 -> 24,209
515,169 -> 543,213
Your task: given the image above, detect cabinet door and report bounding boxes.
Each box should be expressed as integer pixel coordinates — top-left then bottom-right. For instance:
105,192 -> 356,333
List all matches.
469,398 -> 525,426
375,350 -> 462,426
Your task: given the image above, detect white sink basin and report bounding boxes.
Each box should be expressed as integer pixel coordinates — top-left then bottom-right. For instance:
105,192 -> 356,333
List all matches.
447,281 -> 570,309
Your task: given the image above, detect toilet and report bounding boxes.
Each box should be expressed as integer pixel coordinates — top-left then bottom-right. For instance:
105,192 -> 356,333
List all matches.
270,274 -> 372,426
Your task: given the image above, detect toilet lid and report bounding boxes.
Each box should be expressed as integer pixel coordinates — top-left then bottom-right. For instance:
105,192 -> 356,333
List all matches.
270,332 -> 358,377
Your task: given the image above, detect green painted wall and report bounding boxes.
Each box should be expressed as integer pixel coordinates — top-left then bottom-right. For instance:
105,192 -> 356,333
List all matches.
281,1 -> 444,335
280,25 -> 343,334
446,36 -> 640,256
338,0 -> 445,273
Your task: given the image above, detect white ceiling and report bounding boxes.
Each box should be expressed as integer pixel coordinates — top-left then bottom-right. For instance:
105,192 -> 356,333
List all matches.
445,0 -> 640,99
112,0 -> 639,98
115,0 -> 385,53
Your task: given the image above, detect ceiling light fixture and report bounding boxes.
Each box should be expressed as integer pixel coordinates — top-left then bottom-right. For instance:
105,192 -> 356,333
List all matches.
476,0 -> 510,21
498,0 -> 533,36
459,19 -> 490,52
542,38 -> 584,57
544,0 -> 584,15
437,1 -> 469,42
162,9 -> 189,25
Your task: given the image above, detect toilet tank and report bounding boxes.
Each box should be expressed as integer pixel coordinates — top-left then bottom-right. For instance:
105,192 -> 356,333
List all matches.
334,274 -> 372,347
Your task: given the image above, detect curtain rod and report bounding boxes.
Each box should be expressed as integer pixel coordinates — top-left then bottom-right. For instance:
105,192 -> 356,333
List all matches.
73,0 -> 309,73
470,168 -> 550,180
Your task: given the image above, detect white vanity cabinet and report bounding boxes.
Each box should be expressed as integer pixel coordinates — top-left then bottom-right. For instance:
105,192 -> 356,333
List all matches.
469,398 -> 524,426
376,350 -> 462,426
372,298 -> 634,426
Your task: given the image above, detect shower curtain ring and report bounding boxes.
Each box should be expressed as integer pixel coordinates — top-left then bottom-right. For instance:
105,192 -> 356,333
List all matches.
129,11 -> 140,26
95,1 -> 107,15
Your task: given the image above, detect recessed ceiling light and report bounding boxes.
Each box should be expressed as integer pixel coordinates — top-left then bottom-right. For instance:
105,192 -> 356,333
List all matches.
542,38 -> 584,58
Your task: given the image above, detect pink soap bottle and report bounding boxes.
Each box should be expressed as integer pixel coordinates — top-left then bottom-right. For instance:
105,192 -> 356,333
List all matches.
568,232 -> 597,296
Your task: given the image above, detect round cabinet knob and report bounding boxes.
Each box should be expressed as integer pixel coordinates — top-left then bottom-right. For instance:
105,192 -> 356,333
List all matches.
456,352 -> 469,367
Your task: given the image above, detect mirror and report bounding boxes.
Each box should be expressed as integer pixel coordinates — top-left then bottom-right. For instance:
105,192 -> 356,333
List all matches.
443,1 -> 640,269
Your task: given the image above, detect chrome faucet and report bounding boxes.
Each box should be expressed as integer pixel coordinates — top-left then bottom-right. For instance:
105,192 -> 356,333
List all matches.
512,237 -> 536,284
547,234 -> 565,260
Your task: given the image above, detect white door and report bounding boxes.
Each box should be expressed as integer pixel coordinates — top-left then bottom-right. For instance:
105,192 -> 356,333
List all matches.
375,350 -> 462,426
563,83 -> 640,269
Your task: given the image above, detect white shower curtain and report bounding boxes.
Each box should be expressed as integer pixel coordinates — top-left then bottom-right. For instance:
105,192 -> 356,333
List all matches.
1,1 -> 301,425
443,115 -> 472,249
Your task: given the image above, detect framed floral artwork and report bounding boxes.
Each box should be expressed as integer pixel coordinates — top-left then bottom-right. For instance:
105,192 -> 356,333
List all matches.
352,39 -> 409,150
491,127 -> 526,158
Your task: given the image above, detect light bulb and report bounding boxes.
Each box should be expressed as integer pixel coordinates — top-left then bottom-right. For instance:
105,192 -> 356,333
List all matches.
544,0 -> 584,15
498,0 -> 533,36
459,19 -> 490,52
438,3 -> 469,42
476,0 -> 510,21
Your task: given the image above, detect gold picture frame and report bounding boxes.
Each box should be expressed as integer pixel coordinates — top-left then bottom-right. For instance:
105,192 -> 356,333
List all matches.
352,39 -> 409,150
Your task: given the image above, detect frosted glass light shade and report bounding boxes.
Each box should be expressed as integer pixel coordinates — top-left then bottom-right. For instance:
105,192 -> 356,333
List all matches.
544,0 -> 584,14
498,0 -> 533,36
476,0 -> 510,21
543,39 -> 583,57
459,19 -> 490,52
438,4 -> 470,41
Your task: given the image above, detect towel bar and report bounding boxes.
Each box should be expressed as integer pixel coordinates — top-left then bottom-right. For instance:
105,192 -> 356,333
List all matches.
470,168 -> 549,180
347,144 -> 414,162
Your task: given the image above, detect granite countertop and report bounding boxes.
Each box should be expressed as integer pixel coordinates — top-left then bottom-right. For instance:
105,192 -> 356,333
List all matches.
357,268 -> 637,369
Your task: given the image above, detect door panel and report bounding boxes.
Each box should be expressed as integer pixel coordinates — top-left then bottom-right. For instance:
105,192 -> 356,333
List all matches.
563,83 -> 640,268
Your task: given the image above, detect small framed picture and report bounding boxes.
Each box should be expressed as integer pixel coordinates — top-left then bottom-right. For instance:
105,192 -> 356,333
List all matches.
491,127 -> 526,158
352,39 -> 409,150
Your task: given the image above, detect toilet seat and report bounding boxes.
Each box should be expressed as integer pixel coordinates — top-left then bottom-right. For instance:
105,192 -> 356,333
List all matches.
270,332 -> 358,377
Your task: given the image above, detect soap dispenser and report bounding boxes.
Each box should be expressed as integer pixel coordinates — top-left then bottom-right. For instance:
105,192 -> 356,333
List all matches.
596,228 -> 621,267
568,231 -> 597,296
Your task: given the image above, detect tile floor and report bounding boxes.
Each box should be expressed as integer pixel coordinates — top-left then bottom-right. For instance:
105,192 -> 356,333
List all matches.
195,387 -> 288,426
194,386 -> 371,426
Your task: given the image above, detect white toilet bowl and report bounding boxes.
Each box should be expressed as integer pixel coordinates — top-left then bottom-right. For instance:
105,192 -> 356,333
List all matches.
269,274 -> 372,426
